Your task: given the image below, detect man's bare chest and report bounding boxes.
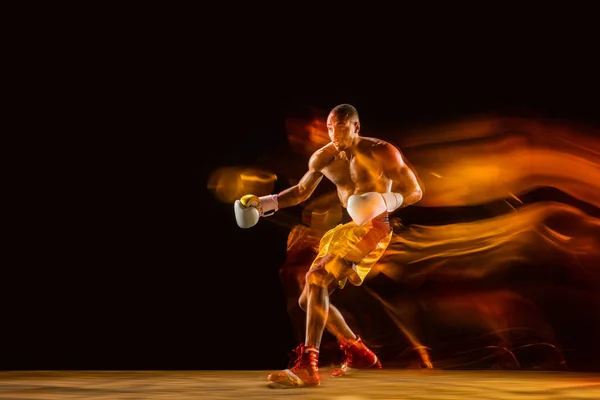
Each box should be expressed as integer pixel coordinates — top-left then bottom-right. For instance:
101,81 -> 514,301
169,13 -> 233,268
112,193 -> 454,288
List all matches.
322,153 -> 381,186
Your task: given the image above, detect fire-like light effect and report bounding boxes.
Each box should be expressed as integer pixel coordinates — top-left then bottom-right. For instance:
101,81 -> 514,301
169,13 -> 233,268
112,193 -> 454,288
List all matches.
207,166 -> 277,203
374,201 -> 600,283
208,112 -> 600,370
282,113 -> 600,208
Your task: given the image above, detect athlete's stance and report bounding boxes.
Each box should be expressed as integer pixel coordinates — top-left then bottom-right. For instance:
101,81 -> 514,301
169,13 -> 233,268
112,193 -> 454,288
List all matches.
234,104 -> 423,388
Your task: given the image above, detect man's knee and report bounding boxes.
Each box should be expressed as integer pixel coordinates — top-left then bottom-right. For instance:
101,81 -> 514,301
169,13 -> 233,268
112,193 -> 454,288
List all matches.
305,266 -> 330,288
298,292 -> 307,311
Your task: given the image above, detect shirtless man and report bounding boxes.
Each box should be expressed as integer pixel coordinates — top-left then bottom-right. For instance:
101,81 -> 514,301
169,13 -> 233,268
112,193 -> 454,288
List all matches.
234,104 -> 423,388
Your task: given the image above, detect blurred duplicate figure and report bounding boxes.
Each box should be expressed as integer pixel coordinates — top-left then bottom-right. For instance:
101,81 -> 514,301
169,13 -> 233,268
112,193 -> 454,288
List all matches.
234,104 -> 423,388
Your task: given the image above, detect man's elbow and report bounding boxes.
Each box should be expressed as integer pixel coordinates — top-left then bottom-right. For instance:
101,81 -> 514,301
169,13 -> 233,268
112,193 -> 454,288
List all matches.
412,187 -> 423,203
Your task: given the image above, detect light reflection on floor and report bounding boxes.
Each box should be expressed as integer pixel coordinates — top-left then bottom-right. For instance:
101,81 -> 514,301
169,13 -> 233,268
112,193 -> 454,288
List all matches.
0,369 -> 599,399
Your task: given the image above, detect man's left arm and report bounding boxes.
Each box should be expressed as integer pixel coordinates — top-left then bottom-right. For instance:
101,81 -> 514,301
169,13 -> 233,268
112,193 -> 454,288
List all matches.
345,143 -> 423,226
380,143 -> 423,212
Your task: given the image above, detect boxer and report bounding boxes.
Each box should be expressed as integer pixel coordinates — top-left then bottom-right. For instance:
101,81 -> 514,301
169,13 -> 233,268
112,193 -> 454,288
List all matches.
235,104 -> 423,388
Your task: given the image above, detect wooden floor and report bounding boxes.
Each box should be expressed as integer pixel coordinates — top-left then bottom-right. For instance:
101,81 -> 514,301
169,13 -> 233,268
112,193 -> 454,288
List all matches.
0,369 -> 599,399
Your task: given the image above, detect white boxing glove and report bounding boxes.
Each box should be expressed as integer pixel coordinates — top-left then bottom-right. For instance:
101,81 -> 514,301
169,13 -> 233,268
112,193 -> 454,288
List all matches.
347,192 -> 387,226
347,192 -> 404,226
234,194 -> 278,229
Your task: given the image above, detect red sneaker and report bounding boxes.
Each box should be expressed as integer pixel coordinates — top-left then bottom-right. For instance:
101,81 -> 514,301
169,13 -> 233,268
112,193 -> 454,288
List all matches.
332,335 -> 382,376
267,344 -> 320,388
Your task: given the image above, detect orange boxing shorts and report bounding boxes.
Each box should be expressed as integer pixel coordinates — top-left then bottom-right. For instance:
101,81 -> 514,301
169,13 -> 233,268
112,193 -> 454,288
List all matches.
309,212 -> 393,288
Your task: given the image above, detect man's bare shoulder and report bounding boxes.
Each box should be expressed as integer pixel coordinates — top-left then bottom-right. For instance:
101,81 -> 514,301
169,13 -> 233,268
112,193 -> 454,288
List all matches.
358,136 -> 399,154
309,142 -> 336,170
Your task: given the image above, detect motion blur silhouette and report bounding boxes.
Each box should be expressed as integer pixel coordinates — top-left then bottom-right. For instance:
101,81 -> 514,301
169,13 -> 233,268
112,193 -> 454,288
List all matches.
209,109 -> 600,374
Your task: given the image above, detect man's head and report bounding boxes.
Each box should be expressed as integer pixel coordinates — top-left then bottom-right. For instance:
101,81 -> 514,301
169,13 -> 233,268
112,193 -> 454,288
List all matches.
327,104 -> 360,151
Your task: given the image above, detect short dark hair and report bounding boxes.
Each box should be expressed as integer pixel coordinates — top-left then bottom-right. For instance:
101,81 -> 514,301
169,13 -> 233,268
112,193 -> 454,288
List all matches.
330,104 -> 359,122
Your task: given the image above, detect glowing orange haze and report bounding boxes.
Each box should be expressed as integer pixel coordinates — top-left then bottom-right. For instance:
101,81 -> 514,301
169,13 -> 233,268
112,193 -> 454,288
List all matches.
208,112 -> 600,369
284,112 -> 600,208
210,113 -> 600,209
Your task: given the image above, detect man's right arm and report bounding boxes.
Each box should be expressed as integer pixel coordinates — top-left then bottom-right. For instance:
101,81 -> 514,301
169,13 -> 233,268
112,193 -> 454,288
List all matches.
276,168 -> 324,209
234,152 -> 325,228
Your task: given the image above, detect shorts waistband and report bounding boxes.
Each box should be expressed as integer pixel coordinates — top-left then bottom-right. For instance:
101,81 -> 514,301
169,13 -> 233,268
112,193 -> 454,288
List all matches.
342,208 -> 390,225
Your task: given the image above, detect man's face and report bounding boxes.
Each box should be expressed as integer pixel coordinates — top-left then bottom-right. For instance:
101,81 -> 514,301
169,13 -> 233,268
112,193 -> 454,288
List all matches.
327,113 -> 359,151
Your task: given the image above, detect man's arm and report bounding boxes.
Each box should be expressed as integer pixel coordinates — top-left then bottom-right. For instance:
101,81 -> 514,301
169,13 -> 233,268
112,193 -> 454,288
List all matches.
276,153 -> 324,209
345,143 -> 422,226
234,152 -> 325,228
379,143 -> 423,211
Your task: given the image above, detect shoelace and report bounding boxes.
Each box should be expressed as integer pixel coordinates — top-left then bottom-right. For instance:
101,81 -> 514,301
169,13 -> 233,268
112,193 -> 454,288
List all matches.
340,338 -> 364,365
287,344 -> 306,369
340,340 -> 353,364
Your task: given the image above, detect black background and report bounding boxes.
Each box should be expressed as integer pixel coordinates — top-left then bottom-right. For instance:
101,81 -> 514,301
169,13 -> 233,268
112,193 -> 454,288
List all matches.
4,11 -> 599,371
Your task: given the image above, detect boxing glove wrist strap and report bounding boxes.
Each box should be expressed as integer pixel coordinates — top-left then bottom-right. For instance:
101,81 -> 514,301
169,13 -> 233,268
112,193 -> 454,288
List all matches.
259,194 -> 278,216
381,192 -> 403,212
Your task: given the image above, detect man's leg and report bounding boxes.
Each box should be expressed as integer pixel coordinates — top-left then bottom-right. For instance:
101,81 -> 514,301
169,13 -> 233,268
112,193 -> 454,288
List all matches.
298,256 -> 357,343
266,255 -> 341,388
300,255 -> 382,376
304,254 -> 347,347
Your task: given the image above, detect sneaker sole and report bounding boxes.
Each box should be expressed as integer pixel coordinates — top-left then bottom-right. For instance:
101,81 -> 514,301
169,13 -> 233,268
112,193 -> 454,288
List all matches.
332,356 -> 381,376
267,381 -> 320,389
267,369 -> 320,388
